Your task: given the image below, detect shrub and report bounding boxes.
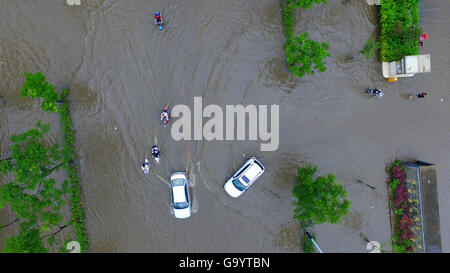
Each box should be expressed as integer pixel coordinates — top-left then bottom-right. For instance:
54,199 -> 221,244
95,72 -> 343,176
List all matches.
388,161 -> 414,253
379,0 -> 421,62
360,38 -> 380,60
58,91 -> 88,252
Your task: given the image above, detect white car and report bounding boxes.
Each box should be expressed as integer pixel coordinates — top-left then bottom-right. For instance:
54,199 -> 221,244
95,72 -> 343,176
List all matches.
224,157 -> 265,198
170,172 -> 191,219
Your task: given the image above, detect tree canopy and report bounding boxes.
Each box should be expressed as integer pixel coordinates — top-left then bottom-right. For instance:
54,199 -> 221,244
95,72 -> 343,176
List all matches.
286,33 -> 330,78
281,0 -> 330,78
0,122 -> 67,252
1,71 -> 87,253
2,222 -> 48,253
292,164 -> 350,229
19,72 -> 59,112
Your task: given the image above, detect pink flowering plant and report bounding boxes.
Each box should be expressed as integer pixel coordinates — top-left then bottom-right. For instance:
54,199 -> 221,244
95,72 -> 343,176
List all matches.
389,161 -> 414,253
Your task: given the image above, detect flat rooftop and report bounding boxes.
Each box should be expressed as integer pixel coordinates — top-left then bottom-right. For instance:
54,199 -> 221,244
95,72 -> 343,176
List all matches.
402,162 -> 442,253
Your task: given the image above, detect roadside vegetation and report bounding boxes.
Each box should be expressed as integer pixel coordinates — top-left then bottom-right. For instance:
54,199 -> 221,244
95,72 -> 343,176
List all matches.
292,164 -> 350,252
0,122 -> 65,252
281,0 -> 330,78
0,72 -> 87,252
360,37 -> 380,60
379,0 -> 421,62
388,161 -> 414,253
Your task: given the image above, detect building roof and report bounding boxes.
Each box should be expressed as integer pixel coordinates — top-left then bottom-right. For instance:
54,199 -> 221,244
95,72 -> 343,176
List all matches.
402,162 -> 442,253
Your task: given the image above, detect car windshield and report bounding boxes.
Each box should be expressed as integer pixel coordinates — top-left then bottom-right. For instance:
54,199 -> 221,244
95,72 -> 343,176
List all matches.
174,201 -> 189,210
232,178 -> 246,191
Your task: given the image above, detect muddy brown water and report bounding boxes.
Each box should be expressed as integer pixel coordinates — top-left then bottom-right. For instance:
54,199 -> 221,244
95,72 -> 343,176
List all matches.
1,0 -> 449,252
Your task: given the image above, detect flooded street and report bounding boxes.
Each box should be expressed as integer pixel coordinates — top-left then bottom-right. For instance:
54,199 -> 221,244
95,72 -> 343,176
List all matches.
1,0 -> 449,252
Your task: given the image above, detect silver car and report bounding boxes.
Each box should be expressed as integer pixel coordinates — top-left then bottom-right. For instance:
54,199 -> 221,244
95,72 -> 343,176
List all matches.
224,157 -> 265,198
170,172 -> 191,219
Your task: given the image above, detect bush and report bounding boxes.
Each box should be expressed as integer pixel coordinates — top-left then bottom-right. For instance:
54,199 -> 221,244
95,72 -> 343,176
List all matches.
388,161 -> 414,253
379,0 -> 421,62
58,91 -> 88,252
360,38 -> 380,60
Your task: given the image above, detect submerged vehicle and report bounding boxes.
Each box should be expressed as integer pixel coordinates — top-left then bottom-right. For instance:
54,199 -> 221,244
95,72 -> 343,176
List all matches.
382,55 -> 431,80
224,157 -> 265,198
170,172 -> 191,219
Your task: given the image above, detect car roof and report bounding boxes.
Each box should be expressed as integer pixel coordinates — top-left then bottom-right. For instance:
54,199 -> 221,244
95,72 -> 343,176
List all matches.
243,163 -> 263,181
173,186 -> 186,203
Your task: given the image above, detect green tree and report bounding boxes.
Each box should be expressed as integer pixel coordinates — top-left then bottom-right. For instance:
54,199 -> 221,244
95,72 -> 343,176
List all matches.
2,71 -> 88,252
286,32 -> 331,78
0,122 -> 67,252
293,164 -> 350,229
2,222 -> 47,253
281,0 -> 330,78
19,72 -> 59,112
15,72 -> 88,252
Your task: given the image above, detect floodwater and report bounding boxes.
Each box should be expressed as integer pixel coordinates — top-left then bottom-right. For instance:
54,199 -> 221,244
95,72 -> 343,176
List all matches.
1,0 -> 449,252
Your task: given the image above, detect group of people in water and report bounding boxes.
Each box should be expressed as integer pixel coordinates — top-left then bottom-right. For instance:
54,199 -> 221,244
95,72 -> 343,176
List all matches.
141,12 -> 168,174
367,88 -> 428,99
418,33 -> 428,48
141,107 -> 170,174
145,11 -> 429,172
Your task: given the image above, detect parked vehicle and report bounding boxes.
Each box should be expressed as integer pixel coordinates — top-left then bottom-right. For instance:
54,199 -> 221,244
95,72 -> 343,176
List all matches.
224,157 -> 265,198
170,172 -> 191,219
382,55 -> 431,79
